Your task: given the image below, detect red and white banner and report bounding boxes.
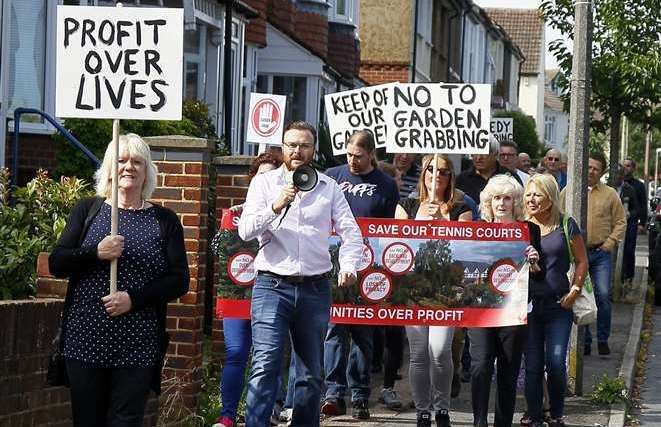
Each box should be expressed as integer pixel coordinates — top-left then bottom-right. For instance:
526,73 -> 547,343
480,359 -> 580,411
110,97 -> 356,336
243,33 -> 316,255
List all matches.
215,210 -> 531,327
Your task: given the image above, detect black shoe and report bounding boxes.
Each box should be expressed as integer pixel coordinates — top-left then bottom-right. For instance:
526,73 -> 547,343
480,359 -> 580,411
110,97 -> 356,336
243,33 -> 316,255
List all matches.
351,399 -> 370,419
584,345 -> 591,356
435,409 -> 451,427
598,342 -> 611,355
417,410 -> 432,427
321,398 -> 346,416
548,417 -> 566,427
451,373 -> 461,398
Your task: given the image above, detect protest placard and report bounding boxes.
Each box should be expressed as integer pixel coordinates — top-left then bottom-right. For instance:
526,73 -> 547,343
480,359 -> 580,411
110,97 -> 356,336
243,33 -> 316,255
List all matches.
55,5 -> 183,120
386,83 -> 491,155
324,83 -> 395,156
490,117 -> 514,142
215,211 -> 530,327
246,93 -> 287,145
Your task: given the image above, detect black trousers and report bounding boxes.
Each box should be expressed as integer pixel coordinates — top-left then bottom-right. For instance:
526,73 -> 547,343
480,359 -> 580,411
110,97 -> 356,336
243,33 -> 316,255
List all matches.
381,326 -> 404,389
467,325 -> 526,427
66,359 -> 153,427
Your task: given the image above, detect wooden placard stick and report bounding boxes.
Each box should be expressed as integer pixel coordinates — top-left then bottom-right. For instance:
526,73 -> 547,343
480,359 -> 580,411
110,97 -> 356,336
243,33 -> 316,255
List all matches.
110,119 -> 119,294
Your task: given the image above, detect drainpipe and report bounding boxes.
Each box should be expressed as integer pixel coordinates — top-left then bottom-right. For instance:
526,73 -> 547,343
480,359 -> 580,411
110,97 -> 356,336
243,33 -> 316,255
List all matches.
411,0 -> 419,83
447,2 -> 460,81
459,4 -> 466,82
223,1 -> 234,151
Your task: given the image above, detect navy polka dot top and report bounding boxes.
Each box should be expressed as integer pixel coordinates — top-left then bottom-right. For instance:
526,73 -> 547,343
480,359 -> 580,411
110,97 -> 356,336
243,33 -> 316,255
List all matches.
64,203 -> 167,368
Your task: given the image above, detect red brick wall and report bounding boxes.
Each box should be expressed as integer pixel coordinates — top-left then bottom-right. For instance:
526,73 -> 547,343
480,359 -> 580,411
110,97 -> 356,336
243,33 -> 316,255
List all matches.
151,157 -> 210,411
0,300 -> 72,427
360,61 -> 410,85
211,157 -> 252,360
4,133 -> 60,186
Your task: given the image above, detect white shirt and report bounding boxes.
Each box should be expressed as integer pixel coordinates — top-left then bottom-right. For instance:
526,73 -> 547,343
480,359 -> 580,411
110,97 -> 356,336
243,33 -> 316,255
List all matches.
238,165 -> 363,277
516,169 -> 530,187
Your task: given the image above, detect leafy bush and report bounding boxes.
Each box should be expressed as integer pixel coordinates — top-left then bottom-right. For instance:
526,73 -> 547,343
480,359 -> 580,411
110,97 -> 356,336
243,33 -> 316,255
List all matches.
0,168 -> 93,299
54,100 -> 218,181
590,374 -> 629,405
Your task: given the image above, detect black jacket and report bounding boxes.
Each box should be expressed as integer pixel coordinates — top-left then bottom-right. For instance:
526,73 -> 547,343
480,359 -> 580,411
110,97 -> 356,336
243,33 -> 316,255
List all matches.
49,197 -> 189,394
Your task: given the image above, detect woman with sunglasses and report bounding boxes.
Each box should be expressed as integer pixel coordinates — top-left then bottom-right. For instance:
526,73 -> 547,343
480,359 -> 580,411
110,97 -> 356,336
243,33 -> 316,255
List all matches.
395,154 -> 472,427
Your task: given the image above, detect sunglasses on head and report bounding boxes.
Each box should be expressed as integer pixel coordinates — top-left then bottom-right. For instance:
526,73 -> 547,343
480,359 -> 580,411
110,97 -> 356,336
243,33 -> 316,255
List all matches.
425,165 -> 452,176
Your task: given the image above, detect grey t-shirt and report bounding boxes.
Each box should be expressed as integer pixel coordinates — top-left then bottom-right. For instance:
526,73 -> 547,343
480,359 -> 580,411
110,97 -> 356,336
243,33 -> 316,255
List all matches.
530,216 -> 580,299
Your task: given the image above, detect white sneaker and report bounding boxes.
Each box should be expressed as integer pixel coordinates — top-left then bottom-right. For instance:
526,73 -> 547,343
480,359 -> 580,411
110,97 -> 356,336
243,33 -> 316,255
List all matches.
379,387 -> 403,410
279,408 -> 293,426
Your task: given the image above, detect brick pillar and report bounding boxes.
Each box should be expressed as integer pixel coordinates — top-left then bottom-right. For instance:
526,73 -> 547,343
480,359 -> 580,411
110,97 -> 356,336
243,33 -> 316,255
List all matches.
146,135 -> 213,412
211,155 -> 253,361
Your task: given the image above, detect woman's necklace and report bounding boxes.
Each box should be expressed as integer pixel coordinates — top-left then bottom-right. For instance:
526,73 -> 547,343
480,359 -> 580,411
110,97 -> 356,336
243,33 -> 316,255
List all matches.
119,199 -> 145,210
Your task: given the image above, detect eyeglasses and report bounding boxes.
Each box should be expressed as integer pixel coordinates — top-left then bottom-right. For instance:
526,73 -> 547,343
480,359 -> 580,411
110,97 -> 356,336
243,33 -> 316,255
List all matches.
425,165 -> 452,176
283,142 -> 314,151
546,157 -> 560,161
499,153 -> 516,158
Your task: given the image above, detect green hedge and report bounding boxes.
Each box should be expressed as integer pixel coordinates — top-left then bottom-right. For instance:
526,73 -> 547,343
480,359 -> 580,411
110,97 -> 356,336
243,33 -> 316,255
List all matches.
0,168 -> 93,299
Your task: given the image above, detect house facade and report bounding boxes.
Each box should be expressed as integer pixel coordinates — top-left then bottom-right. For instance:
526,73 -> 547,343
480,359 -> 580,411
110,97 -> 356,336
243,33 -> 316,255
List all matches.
1,0 -> 364,179
485,8 -> 546,142
543,69 -> 569,150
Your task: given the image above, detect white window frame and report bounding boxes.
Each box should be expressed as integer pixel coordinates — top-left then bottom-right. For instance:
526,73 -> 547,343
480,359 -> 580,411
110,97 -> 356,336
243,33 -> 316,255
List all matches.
5,0 -> 58,135
329,0 -> 357,27
416,0 -> 433,45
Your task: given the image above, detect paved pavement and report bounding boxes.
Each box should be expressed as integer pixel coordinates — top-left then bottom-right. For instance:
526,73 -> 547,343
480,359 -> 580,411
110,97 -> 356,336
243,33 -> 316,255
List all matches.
639,310 -> 661,426
313,238 -> 649,427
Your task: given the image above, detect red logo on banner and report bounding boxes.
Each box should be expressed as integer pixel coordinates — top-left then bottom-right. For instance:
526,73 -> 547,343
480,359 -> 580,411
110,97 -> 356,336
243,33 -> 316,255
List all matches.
488,259 -> 518,295
360,270 -> 392,303
382,242 -> 414,275
251,98 -> 281,137
227,251 -> 256,286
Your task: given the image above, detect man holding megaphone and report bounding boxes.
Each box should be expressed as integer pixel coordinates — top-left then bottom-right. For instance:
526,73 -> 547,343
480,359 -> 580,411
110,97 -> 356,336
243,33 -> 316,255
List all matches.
238,121 -> 363,427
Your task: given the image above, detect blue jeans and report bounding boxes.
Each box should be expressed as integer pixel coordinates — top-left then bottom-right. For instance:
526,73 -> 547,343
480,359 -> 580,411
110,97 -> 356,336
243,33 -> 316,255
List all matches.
524,297 -> 573,421
245,274 -> 331,427
585,249 -> 613,346
622,219 -> 638,281
324,324 -> 373,402
221,318 -> 252,420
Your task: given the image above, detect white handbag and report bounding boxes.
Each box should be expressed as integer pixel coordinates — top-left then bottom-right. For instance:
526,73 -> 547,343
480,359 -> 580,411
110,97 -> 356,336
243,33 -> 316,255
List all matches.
562,216 -> 598,326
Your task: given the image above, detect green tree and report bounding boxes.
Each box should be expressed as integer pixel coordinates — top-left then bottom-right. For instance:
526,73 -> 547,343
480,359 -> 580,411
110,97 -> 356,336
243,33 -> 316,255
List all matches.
53,100 -> 218,180
541,0 -> 661,182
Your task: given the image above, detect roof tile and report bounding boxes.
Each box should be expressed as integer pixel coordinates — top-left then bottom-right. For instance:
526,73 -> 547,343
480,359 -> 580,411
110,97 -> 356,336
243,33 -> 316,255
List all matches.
485,8 -> 544,75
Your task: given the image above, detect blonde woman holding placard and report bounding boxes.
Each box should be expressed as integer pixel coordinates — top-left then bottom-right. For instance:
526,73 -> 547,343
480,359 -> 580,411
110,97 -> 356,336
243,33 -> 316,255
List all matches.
49,134 -> 189,426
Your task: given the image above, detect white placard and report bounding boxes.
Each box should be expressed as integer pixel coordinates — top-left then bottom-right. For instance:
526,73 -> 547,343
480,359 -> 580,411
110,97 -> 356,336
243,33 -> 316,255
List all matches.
56,6 -> 183,120
246,93 -> 287,145
386,83 -> 492,154
324,83 -> 395,156
490,117 -> 514,142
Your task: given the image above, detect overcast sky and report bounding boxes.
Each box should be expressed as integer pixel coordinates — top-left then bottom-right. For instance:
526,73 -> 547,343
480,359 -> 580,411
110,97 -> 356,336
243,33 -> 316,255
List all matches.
473,0 -> 569,70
